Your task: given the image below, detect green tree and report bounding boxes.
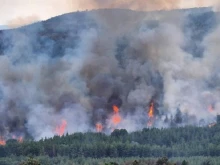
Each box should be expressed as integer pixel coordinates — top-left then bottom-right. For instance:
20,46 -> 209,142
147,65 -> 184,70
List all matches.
19,158 -> 40,165
133,160 -> 140,165
156,157 -> 169,165
182,160 -> 189,165
201,160 -> 211,165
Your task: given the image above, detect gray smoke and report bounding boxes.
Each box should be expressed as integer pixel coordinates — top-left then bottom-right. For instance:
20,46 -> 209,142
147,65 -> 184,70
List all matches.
0,8 -> 219,140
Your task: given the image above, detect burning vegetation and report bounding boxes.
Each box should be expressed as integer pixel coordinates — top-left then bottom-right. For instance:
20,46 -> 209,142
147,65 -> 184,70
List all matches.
0,135 -> 23,146
0,8 -> 219,141
147,102 -> 154,127
0,137 -> 6,146
111,105 -> 122,126
55,120 -> 67,136
96,123 -> 103,132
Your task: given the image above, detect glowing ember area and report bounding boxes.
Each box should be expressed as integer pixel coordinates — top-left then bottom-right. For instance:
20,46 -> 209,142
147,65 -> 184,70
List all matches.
0,137 -> 6,146
55,119 -> 67,136
17,137 -> 23,143
96,123 -> 103,132
147,102 -> 154,127
112,113 -> 121,125
208,105 -> 214,112
12,135 -> 23,143
113,105 -> 119,113
112,105 -> 122,126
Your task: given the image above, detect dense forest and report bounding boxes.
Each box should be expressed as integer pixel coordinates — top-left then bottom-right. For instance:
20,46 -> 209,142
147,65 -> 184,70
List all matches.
1,125 -> 220,158
0,119 -> 220,164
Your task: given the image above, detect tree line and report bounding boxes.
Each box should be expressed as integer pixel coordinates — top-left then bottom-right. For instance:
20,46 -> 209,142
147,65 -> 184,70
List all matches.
0,124 -> 220,159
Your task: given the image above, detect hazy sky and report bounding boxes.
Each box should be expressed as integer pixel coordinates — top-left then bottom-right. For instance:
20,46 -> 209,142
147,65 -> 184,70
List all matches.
0,0 -> 217,27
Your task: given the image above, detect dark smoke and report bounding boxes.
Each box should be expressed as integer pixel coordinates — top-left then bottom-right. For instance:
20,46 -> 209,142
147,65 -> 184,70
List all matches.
0,8 -> 219,140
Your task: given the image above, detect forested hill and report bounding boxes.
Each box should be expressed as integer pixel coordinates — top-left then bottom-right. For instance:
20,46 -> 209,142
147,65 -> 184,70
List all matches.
1,123 -> 220,159
0,7 -> 219,140
0,7 -> 217,58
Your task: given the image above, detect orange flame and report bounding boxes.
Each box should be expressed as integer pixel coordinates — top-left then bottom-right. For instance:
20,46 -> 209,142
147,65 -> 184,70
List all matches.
148,102 -> 154,118
112,113 -> 121,125
112,105 -> 121,126
55,119 -> 67,136
208,105 -> 214,112
0,137 -> 6,146
147,102 -> 154,127
113,105 -> 119,113
96,123 -> 103,132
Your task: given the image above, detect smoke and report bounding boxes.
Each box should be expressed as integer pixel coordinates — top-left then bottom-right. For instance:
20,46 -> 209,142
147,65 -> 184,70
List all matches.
0,0 -> 217,27
27,104 -> 90,140
7,15 -> 40,28
69,0 -> 219,11
213,0 -> 220,11
73,0 -> 180,11
0,7 -> 219,140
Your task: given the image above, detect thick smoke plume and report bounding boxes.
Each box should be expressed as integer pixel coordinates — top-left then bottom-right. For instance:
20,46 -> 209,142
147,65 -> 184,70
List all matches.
0,8 -> 219,140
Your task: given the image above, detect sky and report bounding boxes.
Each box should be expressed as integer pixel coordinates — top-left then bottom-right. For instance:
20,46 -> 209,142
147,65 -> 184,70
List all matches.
0,0 -> 218,28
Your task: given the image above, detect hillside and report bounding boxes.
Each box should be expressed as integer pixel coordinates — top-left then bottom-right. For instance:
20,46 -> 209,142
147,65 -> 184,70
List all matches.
1,125 -> 220,164
0,7 -> 220,141
0,8 -> 217,57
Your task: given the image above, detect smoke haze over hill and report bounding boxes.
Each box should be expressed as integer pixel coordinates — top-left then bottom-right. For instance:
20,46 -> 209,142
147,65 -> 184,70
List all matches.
0,7 -> 219,140
0,0 -> 219,27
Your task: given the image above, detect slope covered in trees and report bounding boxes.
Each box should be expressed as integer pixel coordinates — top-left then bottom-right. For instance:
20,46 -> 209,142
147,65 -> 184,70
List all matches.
0,7 -> 219,141
0,8 -> 220,165
0,124 -> 220,159
0,8 -> 217,58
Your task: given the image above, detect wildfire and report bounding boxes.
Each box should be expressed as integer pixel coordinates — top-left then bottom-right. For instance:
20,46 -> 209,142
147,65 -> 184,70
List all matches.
96,123 -> 103,132
55,119 -> 67,136
112,114 -> 121,125
12,135 -> 23,143
148,102 -> 154,118
0,137 -> 6,146
147,102 -> 154,127
17,137 -> 23,143
112,105 -> 121,126
113,105 -> 119,113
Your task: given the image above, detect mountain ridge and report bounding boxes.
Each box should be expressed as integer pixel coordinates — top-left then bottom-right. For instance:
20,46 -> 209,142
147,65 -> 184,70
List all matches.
0,7 -> 217,58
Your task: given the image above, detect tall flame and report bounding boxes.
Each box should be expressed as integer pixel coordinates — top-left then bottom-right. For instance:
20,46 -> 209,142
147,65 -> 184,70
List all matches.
148,102 -> 154,118
147,102 -> 154,127
55,119 -> 67,136
96,123 -> 103,132
112,105 -> 121,126
0,137 -> 6,146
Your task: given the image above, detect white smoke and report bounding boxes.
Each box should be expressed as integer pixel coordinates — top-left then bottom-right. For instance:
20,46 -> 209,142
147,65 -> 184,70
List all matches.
0,7 -> 219,140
